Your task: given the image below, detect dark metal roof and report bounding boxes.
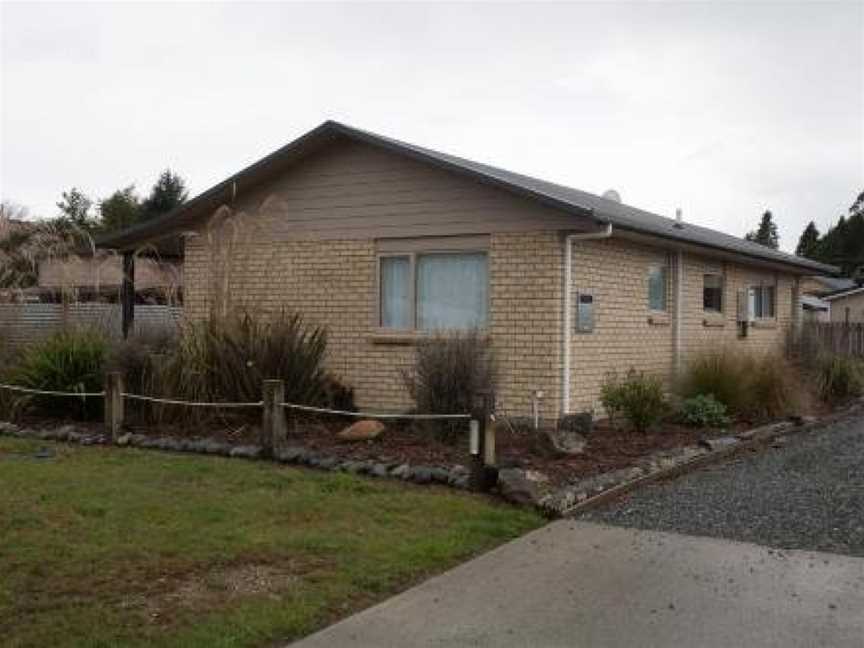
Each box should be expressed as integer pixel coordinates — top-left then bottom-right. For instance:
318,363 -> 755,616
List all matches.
810,276 -> 857,292
823,285 -> 864,301
96,120 -> 839,274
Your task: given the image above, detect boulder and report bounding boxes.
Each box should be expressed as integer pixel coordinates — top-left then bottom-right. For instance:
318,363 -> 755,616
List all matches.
229,445 -> 262,460
699,436 -> 739,452
497,468 -> 552,506
115,433 -> 132,447
337,419 -> 385,442
390,463 -> 410,479
532,428 -> 587,457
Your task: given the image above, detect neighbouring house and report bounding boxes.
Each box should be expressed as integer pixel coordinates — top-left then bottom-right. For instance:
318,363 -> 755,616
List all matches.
34,250 -> 183,305
96,120 -> 838,419
823,285 -> 864,323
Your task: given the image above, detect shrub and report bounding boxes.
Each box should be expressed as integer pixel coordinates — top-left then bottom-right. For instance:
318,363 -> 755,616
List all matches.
601,369 -> 668,433
816,354 -> 864,403
140,310 -> 351,424
677,394 -> 731,428
678,351 -> 750,414
747,353 -> 804,419
402,329 -> 496,442
8,329 -> 107,419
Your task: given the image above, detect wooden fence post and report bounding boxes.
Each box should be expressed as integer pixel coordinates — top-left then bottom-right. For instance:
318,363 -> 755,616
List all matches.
261,379 -> 287,459
104,371 -> 125,442
469,391 -> 496,492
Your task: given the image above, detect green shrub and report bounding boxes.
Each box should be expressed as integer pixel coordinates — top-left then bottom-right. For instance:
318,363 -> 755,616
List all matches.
677,394 -> 731,428
600,374 -> 627,428
748,353 -> 804,419
402,329 -> 496,442
678,351 -> 750,414
816,354 -> 864,403
8,330 -> 107,419
601,369 -> 668,433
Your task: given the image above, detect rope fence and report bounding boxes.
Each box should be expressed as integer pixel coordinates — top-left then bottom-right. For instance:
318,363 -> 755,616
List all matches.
0,383 -> 105,398
121,393 -> 263,408
280,401 -> 471,420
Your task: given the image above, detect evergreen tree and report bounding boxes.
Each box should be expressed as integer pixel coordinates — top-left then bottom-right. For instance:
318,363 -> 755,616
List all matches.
99,185 -> 142,232
745,210 -> 779,249
795,221 -> 820,258
141,169 -> 188,221
56,188 -> 96,230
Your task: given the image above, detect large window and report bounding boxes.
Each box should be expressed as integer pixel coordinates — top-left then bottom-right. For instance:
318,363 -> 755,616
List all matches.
703,274 -> 724,312
379,251 -> 488,330
648,264 -> 668,311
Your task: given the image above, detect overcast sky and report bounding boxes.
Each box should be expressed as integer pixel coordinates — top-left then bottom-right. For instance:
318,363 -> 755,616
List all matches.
1,1 -> 862,252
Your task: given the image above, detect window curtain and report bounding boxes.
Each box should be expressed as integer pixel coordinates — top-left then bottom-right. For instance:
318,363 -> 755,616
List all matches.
417,253 -> 488,330
380,256 -> 410,328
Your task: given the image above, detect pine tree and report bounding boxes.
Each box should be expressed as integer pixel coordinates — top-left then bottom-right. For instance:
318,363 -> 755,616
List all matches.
140,169 -> 188,221
745,210 -> 779,249
795,221 -> 820,258
56,188 -> 95,230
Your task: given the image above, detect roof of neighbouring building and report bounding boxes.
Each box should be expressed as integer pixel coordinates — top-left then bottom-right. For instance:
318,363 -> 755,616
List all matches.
95,120 -> 839,274
823,285 -> 864,301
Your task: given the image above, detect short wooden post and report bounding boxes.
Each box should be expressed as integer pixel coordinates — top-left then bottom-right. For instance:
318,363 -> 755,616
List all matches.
469,391 -> 496,492
261,379 -> 287,459
104,371 -> 125,441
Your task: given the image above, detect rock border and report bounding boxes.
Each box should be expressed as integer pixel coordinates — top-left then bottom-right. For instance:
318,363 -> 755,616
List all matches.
535,398 -> 864,517
2,398 -> 861,511
0,422 -> 472,490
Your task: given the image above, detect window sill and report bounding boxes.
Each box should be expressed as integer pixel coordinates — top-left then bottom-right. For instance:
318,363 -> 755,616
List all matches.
751,320 -> 778,330
369,329 -> 490,345
702,316 -> 726,328
648,313 -> 670,326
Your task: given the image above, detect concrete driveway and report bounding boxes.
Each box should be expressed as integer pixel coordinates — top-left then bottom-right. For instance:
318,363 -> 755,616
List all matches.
292,520 -> 864,647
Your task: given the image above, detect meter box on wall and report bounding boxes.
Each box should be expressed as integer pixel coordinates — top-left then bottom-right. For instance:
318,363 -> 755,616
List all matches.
576,291 -> 594,333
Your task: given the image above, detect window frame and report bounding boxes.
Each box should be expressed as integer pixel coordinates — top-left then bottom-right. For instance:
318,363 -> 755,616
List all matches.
376,238 -> 490,332
750,282 -> 776,320
647,262 -> 669,313
703,273 -> 724,313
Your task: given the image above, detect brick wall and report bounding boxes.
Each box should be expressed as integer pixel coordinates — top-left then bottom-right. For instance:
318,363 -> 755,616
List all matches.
567,238 -> 797,415
185,230 -> 563,414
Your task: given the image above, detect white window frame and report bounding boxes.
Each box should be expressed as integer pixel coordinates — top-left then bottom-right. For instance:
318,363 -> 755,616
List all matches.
750,282 -> 776,320
376,237 -> 490,332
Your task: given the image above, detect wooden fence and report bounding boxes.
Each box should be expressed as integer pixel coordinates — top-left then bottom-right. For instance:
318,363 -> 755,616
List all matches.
803,322 -> 864,357
0,303 -> 183,347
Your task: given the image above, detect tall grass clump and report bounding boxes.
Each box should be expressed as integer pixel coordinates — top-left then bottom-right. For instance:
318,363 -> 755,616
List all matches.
7,329 -> 107,419
142,310 -> 352,424
816,354 -> 864,403
679,349 -> 805,420
402,330 -> 496,442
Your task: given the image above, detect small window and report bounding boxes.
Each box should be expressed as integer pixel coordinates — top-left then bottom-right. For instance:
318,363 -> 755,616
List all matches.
703,274 -> 724,312
379,250 -> 488,331
648,265 -> 668,311
752,284 -> 776,319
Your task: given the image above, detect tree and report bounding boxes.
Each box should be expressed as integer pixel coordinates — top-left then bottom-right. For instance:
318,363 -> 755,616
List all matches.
56,188 -> 96,230
745,210 -> 779,249
99,185 -> 142,232
795,221 -> 820,259
140,169 -> 188,221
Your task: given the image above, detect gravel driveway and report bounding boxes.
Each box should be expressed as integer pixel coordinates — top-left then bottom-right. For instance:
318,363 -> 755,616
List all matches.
581,411 -> 864,556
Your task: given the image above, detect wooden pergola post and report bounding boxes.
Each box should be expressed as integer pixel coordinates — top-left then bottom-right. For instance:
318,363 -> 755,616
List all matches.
121,251 -> 135,339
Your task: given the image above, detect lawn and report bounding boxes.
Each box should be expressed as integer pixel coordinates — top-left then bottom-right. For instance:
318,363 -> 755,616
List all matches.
0,436 -> 542,647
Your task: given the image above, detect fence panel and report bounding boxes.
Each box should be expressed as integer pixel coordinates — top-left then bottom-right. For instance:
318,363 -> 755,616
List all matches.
0,303 -> 183,347
803,322 -> 864,357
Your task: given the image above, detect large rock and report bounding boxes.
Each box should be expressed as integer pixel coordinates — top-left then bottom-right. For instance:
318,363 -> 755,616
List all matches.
337,419 -> 385,442
497,468 -> 552,506
533,428 -> 587,457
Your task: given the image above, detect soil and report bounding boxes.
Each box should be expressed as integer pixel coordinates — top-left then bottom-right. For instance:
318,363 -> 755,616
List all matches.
9,411 -> 774,487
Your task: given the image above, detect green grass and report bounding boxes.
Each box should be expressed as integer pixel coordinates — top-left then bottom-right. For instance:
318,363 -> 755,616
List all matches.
0,437 -> 542,647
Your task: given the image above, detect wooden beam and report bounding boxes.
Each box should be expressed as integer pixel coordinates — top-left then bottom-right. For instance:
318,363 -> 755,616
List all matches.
121,252 -> 135,339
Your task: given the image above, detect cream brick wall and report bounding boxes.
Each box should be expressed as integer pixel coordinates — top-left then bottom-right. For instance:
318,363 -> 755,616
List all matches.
184,230 -> 563,414
568,238 -> 797,415
830,291 -> 864,322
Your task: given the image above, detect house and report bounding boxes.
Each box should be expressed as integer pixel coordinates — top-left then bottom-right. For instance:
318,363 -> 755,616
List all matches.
35,251 -> 182,305
96,120 -> 837,419
823,285 -> 864,323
